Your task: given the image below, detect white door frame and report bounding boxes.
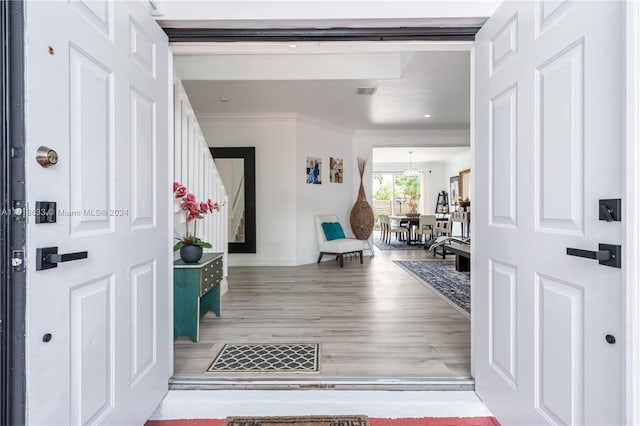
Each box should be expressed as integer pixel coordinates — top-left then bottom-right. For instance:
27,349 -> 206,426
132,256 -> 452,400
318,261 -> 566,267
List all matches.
168,14 -> 638,422
625,1 -> 640,424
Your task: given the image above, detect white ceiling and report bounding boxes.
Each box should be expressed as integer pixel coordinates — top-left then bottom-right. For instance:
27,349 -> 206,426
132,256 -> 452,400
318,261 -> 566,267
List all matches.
373,147 -> 469,164
179,50 -> 470,131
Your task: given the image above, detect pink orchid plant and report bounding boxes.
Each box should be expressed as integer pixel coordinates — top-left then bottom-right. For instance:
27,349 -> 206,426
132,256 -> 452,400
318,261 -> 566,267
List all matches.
173,182 -> 221,251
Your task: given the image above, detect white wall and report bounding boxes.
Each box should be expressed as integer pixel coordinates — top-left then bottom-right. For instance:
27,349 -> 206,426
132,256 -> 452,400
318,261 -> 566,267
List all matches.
200,114 -> 358,266
199,115 -> 298,266
296,117 -> 354,265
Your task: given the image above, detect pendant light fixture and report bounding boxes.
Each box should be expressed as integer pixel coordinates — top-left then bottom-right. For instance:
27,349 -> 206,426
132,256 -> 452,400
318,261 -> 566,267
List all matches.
402,151 -> 420,177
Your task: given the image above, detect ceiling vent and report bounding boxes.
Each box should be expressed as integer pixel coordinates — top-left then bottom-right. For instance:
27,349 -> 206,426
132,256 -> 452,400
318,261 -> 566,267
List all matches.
355,87 -> 377,96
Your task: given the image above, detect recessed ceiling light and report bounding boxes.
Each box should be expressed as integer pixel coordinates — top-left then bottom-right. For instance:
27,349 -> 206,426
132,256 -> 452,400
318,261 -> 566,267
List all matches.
424,114 -> 431,118
219,96 -> 229,103
289,44 -> 297,48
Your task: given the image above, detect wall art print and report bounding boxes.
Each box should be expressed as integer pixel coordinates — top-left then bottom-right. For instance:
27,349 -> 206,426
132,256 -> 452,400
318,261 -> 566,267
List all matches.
306,156 -> 322,184
329,157 -> 343,183
450,175 -> 459,207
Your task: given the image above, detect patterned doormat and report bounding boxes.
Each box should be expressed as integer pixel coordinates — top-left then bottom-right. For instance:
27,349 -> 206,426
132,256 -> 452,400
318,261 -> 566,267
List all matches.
224,416 -> 369,426
394,260 -> 470,317
208,343 -> 320,373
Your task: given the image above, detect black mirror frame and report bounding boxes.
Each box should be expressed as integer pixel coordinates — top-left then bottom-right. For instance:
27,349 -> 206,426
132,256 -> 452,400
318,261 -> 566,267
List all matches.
210,147 -> 256,253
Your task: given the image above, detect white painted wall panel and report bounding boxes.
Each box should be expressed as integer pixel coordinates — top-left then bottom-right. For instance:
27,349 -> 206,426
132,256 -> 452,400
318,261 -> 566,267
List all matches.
70,275 -> 114,425
71,0 -> 113,40
490,13 -> 518,75
130,17 -> 156,78
535,41 -> 584,235
130,261 -> 156,386
69,46 -> 114,236
536,274 -> 585,425
490,84 -> 517,228
130,88 -> 156,228
489,260 -> 517,388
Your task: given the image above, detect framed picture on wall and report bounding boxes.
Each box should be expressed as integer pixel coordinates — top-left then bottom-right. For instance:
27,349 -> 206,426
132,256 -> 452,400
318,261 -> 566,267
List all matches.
306,156 -> 322,184
329,157 -> 343,183
450,176 -> 459,207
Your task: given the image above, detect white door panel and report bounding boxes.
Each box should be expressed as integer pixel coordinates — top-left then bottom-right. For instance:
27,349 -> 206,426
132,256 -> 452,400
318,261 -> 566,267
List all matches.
474,1 -> 623,424
25,1 -> 170,424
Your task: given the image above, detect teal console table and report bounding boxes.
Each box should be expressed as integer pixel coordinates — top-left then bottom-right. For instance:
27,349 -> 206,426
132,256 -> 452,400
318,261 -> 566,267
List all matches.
173,253 -> 223,342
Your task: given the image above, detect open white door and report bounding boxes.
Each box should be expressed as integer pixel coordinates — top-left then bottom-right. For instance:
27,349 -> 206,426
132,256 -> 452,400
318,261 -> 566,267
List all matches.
474,1 -> 624,424
25,1 -> 171,424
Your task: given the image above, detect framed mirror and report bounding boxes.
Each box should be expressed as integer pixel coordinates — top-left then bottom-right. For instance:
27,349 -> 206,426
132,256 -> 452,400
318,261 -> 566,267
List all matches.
459,168 -> 471,202
210,147 -> 256,253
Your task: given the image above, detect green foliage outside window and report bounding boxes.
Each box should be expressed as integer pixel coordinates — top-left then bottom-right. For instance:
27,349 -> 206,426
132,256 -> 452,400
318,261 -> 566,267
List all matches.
393,175 -> 420,200
372,172 -> 422,217
373,175 -> 391,200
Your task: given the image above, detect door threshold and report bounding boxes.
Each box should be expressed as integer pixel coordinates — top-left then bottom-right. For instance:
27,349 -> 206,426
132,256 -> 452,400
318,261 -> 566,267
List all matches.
169,375 -> 474,391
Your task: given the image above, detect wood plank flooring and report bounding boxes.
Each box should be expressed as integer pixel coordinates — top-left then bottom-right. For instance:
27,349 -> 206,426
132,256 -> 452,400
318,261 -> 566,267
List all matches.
173,243 -> 470,380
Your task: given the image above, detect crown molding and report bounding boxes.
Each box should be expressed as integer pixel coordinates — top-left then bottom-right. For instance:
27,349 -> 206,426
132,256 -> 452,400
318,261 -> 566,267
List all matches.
196,112 -> 298,121
295,114 -> 353,135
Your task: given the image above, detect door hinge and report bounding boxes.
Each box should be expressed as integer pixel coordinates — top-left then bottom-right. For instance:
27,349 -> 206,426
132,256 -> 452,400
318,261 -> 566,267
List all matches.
11,250 -> 24,272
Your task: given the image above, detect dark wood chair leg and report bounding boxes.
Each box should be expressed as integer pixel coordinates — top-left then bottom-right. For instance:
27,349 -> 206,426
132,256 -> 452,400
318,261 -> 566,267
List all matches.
339,254 -> 344,268
317,252 -> 323,263
359,250 -> 363,264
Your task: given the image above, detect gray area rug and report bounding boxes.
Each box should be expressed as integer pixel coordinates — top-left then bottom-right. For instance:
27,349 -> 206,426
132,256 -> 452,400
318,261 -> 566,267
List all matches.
208,343 -> 320,373
394,260 -> 470,316
372,231 -> 425,250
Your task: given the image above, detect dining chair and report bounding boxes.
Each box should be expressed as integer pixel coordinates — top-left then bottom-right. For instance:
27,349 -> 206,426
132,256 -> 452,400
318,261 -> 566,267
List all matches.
378,214 -> 389,242
435,215 -> 453,237
386,216 -> 409,243
416,214 -> 437,242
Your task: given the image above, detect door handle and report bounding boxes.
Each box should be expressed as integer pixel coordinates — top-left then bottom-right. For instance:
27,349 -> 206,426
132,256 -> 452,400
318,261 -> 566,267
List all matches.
566,244 -> 621,268
566,248 -> 611,261
36,246 -> 88,271
48,251 -> 88,263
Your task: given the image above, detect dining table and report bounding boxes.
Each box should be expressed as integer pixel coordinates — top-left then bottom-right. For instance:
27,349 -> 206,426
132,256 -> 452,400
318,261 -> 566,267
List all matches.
389,215 -> 421,245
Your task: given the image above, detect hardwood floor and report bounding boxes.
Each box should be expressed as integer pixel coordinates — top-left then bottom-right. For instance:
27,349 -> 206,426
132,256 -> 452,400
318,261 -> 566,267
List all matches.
173,241 -> 470,382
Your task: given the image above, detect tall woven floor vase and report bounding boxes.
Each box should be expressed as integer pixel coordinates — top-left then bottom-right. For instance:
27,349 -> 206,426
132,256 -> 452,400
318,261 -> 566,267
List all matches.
350,157 -> 374,240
